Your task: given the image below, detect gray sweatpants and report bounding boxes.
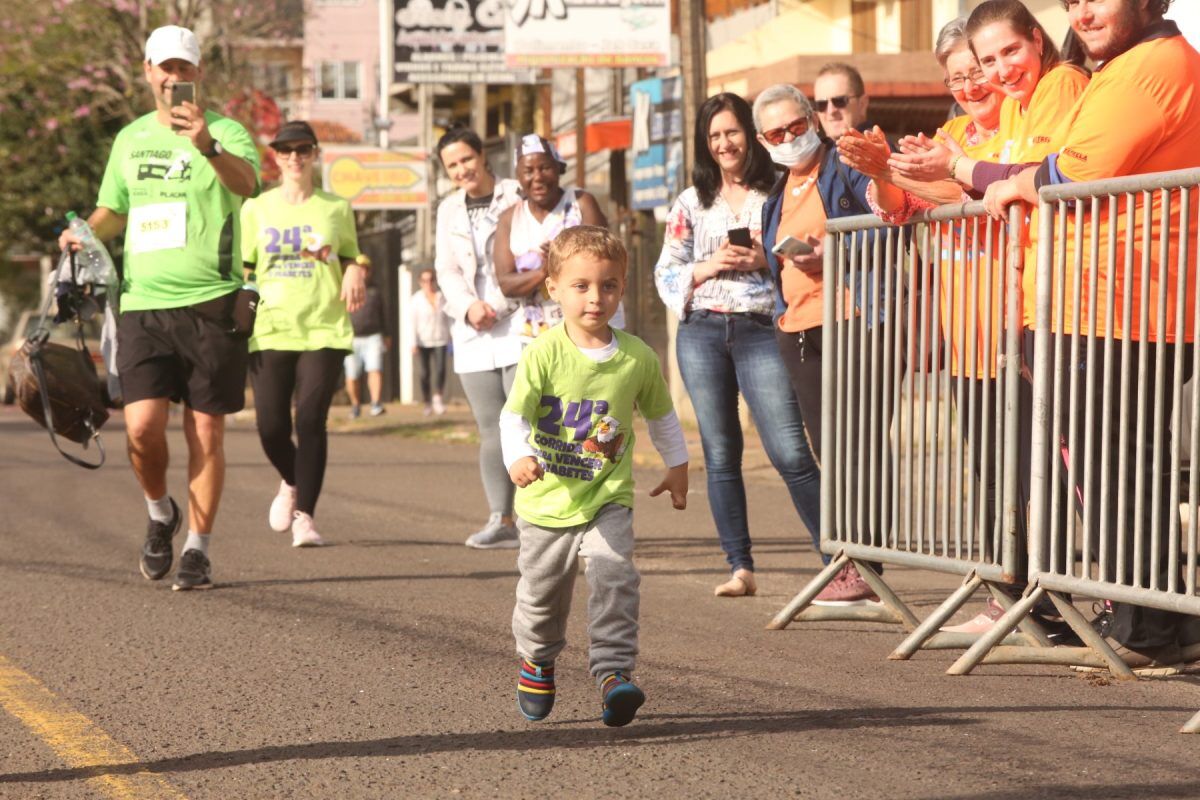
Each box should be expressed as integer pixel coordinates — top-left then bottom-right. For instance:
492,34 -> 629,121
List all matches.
512,503 -> 639,682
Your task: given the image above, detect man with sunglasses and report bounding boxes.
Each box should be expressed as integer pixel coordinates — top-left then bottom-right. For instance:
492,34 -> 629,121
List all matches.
58,25 -> 260,591
812,62 -> 872,142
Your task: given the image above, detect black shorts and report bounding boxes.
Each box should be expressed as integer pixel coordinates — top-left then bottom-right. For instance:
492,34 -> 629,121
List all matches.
116,291 -> 249,414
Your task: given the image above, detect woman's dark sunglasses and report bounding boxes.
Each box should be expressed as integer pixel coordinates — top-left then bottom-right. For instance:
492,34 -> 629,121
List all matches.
761,117 -> 810,146
813,95 -> 860,113
275,143 -> 315,156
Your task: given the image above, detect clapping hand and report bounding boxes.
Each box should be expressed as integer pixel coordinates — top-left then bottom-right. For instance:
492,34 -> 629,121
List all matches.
888,129 -> 964,182
838,126 -> 892,182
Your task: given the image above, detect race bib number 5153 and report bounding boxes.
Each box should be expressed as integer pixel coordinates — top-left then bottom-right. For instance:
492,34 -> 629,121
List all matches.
127,202 -> 187,254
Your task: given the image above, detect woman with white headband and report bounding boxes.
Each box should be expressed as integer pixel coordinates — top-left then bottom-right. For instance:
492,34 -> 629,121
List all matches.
493,134 -> 620,338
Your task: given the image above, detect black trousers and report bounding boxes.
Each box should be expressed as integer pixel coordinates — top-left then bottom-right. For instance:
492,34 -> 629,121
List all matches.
249,348 -> 345,516
1028,330 -> 1192,649
417,345 -> 447,403
777,324 -> 893,572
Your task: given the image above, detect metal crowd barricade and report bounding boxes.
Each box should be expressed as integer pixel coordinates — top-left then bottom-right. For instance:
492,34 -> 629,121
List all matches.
947,168 -> 1200,734
768,202 -> 1058,657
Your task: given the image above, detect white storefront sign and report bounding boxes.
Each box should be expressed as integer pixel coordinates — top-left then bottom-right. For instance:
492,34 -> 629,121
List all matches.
503,0 -> 670,69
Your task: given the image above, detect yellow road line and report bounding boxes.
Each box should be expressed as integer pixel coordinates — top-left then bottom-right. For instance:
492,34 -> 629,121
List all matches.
0,654 -> 187,799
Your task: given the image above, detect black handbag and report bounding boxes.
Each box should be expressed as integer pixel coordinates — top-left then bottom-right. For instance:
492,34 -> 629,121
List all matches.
6,252 -> 108,469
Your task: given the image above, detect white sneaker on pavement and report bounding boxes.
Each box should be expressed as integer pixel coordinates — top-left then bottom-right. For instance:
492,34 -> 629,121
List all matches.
292,511 -> 327,548
465,512 -> 519,549
432,394 -> 446,415
269,481 -> 297,532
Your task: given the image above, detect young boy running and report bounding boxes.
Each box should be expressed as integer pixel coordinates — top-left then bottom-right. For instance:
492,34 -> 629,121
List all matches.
500,226 -> 689,727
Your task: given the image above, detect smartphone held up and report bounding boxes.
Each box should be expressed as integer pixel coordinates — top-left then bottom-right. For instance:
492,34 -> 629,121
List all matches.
170,81 -> 194,132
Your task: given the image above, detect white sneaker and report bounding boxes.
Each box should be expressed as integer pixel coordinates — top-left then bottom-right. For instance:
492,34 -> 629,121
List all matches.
292,511 -> 327,547
269,481 -> 297,532
464,512 -> 519,549
432,395 -> 446,415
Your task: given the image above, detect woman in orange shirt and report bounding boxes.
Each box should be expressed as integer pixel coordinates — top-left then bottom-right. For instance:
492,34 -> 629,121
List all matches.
842,3 -> 1089,634
888,0 -> 1088,190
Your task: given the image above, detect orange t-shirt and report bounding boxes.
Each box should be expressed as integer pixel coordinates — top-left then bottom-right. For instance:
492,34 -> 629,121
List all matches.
778,163 -> 829,333
1029,34 -> 1200,341
998,64 -> 1090,164
937,115 -> 1008,378
1005,64 -> 1090,328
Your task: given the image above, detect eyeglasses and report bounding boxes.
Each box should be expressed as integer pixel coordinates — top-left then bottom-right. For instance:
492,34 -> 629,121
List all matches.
813,95 -> 860,113
761,117 -> 811,146
274,143 -> 315,157
944,70 -> 988,91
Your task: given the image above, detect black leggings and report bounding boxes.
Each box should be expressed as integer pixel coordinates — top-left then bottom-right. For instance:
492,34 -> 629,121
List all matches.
249,349 -> 345,516
417,345 -> 447,403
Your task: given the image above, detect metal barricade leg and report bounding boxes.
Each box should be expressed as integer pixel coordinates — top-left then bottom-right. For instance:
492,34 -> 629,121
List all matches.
890,574 -> 1039,659
852,559 -> 922,629
890,574 -> 983,659
1046,591 -> 1138,680
766,554 -> 913,630
766,554 -> 849,631
986,583 -> 1055,647
948,586 -> 1047,675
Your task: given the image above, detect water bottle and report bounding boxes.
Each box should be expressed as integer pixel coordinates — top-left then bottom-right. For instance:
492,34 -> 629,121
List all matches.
63,211 -> 117,289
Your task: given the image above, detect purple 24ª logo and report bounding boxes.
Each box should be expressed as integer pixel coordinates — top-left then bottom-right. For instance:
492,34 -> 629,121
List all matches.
537,396 -> 610,441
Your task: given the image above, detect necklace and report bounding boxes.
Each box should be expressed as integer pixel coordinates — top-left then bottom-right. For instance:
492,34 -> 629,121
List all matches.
790,174 -> 816,197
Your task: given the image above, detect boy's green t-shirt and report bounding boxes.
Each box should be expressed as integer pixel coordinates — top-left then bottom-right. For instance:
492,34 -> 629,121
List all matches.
505,325 -> 674,528
97,110 -> 261,312
241,188 -> 360,352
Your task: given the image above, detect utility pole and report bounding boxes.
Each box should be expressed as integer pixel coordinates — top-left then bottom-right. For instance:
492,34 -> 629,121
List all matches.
678,0 -> 707,179
378,0 -> 392,149
575,68 -> 587,188
470,84 -> 488,135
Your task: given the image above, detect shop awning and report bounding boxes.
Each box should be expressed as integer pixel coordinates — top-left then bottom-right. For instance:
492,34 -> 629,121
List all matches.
556,118 -> 633,158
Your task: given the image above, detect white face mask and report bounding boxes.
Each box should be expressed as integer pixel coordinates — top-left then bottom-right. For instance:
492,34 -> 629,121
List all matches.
766,128 -> 822,167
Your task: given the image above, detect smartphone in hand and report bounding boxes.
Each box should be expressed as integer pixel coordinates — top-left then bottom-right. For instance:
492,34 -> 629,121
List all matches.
727,226 -> 753,249
772,235 -> 815,257
170,82 -> 194,132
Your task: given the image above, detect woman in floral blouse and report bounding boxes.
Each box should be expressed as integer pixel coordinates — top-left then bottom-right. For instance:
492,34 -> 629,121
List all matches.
655,92 -> 821,598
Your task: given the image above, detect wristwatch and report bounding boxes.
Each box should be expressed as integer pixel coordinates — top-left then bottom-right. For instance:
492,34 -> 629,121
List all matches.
202,139 -> 224,159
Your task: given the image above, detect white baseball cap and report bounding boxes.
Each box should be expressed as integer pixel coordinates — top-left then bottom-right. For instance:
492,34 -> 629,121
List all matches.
145,25 -> 201,66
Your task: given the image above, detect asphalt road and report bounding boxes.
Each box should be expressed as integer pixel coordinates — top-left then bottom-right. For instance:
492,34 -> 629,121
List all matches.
1,403 -> 1199,799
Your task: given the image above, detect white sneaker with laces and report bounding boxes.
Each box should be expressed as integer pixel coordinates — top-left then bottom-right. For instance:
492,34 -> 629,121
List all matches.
432,394 -> 446,415
292,511 -> 327,547
269,481 -> 297,532
465,512 -> 519,549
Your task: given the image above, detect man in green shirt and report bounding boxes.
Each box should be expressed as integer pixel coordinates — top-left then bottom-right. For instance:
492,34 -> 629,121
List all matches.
59,25 -> 260,591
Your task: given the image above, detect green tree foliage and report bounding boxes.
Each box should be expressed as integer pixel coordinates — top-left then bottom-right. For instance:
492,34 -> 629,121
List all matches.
0,0 -> 301,253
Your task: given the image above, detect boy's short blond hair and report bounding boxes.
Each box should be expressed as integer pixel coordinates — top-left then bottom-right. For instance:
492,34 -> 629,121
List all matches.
546,225 -> 628,279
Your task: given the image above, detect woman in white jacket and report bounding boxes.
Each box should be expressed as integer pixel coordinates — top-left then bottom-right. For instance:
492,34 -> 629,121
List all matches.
434,128 -> 525,549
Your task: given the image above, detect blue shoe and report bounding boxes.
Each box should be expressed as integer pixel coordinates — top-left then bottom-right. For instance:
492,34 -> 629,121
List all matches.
517,659 -> 555,721
600,672 -> 644,727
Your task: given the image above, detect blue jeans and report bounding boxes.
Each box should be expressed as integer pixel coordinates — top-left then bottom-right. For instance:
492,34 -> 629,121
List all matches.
676,310 -> 822,573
